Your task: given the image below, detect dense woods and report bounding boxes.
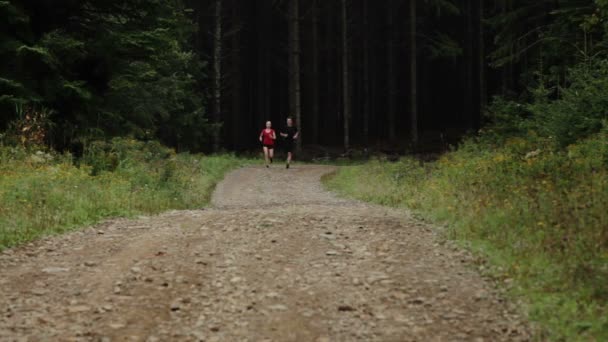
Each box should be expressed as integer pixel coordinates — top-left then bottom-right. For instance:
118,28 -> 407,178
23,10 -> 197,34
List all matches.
2,0 -> 608,153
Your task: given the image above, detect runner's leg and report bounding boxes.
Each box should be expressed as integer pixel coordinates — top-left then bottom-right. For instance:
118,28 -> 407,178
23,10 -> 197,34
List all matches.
269,148 -> 274,163
263,146 -> 269,167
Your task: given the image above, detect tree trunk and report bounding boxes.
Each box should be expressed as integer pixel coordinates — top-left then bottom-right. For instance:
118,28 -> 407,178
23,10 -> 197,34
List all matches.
387,0 -> 396,143
256,1 -> 268,131
464,0 -> 474,130
212,0 -> 222,152
341,0 -> 350,151
409,0 -> 418,146
311,0 -> 319,144
478,0 -> 486,129
231,0 -> 241,150
288,0 -> 302,150
362,0 -> 370,145
500,0 -> 513,96
324,1 -> 335,146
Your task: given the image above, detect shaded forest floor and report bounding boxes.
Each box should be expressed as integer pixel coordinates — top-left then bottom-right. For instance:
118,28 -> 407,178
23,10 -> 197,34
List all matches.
0,165 -> 532,341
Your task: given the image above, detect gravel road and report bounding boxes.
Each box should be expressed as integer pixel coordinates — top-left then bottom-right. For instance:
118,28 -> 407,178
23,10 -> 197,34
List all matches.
0,165 -> 532,341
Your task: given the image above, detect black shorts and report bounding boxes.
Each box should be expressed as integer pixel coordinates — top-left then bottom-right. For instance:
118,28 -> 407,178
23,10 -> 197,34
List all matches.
263,144 -> 274,149
284,141 -> 294,153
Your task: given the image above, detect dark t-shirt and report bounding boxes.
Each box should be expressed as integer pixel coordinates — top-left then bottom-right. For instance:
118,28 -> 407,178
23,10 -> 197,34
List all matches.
283,126 -> 298,140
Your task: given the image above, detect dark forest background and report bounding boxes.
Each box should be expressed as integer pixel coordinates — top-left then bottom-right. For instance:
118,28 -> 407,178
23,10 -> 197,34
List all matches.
2,0 -> 607,154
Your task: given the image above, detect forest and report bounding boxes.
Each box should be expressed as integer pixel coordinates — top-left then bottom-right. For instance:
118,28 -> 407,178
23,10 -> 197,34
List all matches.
1,0 -> 608,340
2,0 -> 605,153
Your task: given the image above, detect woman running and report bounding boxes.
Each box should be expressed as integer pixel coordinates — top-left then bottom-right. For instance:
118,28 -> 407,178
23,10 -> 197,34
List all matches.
280,117 -> 299,169
259,121 -> 276,168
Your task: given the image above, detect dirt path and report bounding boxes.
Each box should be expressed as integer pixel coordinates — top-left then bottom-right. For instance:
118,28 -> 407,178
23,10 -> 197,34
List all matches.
0,165 -> 532,341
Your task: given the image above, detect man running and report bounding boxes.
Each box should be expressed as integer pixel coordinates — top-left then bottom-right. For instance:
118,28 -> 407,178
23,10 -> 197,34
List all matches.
259,121 -> 276,168
280,117 -> 299,169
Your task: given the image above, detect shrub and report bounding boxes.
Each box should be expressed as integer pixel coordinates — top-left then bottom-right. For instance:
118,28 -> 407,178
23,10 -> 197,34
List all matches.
488,59 -> 608,149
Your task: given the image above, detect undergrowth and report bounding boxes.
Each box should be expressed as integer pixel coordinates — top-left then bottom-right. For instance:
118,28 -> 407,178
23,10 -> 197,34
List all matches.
325,128 -> 608,341
0,138 -> 249,250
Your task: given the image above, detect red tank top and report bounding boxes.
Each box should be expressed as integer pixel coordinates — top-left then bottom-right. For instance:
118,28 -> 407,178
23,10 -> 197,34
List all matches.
261,129 -> 275,145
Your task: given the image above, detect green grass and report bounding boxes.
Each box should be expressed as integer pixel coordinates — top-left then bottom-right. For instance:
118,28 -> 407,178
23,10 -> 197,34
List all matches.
0,139 -> 251,250
324,130 -> 608,341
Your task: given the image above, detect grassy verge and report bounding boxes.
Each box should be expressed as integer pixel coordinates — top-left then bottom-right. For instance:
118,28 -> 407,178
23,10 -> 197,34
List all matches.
324,131 -> 608,341
0,138 -> 250,250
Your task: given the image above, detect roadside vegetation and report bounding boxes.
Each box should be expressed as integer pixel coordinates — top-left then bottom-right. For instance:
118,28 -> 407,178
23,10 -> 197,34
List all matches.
325,60 -> 608,341
0,138 -> 249,250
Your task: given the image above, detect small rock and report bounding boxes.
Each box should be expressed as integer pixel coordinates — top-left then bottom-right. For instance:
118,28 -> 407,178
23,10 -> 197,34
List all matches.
410,297 -> 425,305
230,277 -> 242,283
109,323 -> 126,329
31,288 -> 49,296
325,251 -> 339,256
131,267 -> 142,273
42,267 -> 70,273
302,310 -> 314,318
394,314 -> 410,323
170,301 -> 181,311
68,305 -> 91,313
366,272 -> 389,284
190,332 -> 206,341
84,261 -> 97,267
268,304 -> 288,311
452,309 -> 467,316
474,291 -> 487,301
338,305 -> 355,312
320,233 -> 336,240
